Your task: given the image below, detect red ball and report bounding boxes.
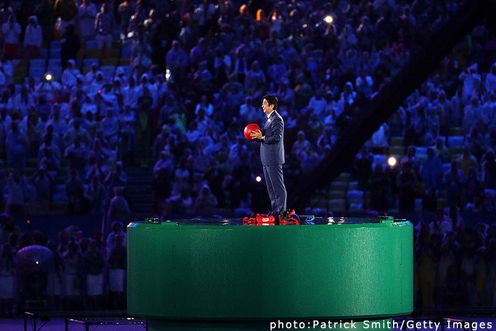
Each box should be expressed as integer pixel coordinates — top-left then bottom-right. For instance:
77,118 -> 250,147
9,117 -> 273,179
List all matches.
243,123 -> 261,141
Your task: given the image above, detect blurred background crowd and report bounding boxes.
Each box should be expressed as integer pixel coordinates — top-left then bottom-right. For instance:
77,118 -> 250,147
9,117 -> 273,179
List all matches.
0,0 -> 495,316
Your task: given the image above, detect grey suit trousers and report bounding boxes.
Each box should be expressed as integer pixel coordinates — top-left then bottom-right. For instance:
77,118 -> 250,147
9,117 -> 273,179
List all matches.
263,164 -> 287,213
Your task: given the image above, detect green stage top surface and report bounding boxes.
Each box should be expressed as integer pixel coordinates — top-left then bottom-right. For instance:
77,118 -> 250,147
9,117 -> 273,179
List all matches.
128,217 -> 413,320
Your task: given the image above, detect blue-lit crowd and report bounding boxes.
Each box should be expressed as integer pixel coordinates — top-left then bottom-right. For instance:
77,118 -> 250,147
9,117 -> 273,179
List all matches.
0,0 -> 495,314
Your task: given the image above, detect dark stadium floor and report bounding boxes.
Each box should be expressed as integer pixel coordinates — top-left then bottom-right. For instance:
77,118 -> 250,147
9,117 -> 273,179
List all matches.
0,317 -> 146,331
2,317 -> 496,331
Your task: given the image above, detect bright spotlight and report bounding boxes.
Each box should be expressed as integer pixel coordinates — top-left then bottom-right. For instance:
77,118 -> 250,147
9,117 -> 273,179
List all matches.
255,176 -> 262,183
165,69 -> 171,81
387,156 -> 397,168
45,73 -> 53,81
324,15 -> 334,24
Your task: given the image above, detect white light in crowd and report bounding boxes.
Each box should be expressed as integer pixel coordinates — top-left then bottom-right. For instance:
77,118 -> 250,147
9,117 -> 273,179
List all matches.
165,69 -> 171,81
387,156 -> 397,168
35,260 -> 39,265
255,176 -> 262,183
324,15 -> 334,24
45,73 -> 53,81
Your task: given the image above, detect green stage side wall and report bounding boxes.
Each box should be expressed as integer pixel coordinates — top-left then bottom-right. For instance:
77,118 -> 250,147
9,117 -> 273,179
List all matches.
128,220 -> 413,320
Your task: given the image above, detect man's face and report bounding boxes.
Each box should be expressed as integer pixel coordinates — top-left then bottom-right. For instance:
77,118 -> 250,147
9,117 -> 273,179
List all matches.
262,98 -> 274,115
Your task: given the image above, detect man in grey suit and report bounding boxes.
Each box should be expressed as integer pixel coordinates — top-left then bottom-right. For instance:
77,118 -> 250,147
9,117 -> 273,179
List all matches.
250,95 -> 287,215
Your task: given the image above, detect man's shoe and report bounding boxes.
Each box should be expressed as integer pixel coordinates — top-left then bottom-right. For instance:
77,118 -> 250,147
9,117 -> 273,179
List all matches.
279,209 -> 299,225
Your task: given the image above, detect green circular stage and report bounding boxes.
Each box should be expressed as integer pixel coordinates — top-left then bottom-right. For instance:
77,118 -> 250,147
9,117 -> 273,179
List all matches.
127,216 -> 413,328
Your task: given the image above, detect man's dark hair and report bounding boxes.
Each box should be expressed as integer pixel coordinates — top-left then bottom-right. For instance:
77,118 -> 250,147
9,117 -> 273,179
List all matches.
263,95 -> 278,110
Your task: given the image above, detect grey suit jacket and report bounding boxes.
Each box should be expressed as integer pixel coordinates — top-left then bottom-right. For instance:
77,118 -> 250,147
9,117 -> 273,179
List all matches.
260,111 -> 285,165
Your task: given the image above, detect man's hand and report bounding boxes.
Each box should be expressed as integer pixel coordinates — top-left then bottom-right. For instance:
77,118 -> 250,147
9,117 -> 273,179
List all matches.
250,129 -> 263,140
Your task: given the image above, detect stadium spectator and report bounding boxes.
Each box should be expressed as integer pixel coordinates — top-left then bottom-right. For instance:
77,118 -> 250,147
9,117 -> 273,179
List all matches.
83,239 -> 104,309
77,0 -> 97,42
65,168 -> 86,214
85,176 -> 106,214
193,184 -> 218,215
2,14 -> 21,59
94,3 -> 114,57
23,16 -> 42,59
0,243 -> 14,317
396,161 -> 418,212
32,166 -> 53,211
444,160 -> 466,208
61,241 -> 81,309
35,0 -> 55,42
421,148 -> 444,193
107,232 -> 126,309
104,187 -> 131,235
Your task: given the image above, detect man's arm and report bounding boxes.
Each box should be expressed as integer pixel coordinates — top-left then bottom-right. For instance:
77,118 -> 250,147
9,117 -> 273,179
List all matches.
251,128 -> 264,141
263,117 -> 283,144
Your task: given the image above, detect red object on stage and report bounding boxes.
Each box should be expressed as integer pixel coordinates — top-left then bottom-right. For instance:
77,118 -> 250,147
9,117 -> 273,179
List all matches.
243,210 -> 299,226
279,209 -> 300,225
256,214 -> 275,224
279,219 -> 299,225
242,216 -> 255,225
243,123 -> 261,141
243,214 -> 276,225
